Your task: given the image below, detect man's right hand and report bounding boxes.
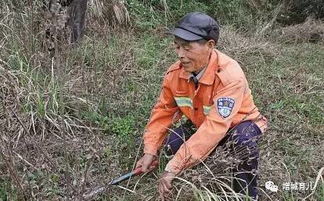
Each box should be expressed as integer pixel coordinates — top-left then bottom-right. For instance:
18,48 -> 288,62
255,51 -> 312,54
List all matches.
135,154 -> 157,172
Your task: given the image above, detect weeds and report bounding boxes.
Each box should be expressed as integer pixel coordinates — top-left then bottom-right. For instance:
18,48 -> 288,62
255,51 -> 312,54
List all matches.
0,0 -> 323,200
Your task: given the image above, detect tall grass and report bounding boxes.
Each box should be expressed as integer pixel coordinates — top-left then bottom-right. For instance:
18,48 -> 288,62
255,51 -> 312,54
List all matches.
0,1 -> 323,200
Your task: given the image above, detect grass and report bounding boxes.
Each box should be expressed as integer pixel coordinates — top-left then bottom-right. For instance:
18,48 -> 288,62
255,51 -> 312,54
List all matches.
0,1 -> 323,200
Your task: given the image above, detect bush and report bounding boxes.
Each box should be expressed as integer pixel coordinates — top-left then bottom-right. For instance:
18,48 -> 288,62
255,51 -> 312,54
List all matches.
279,0 -> 324,24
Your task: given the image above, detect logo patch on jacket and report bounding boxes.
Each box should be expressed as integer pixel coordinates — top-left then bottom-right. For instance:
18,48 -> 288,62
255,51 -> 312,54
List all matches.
216,97 -> 235,118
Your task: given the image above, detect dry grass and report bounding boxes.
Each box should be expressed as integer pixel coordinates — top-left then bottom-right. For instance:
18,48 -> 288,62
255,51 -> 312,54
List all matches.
217,25 -> 279,64
0,59 -> 122,200
276,18 -> 324,44
169,128 -> 262,201
88,0 -> 130,27
0,1 -> 323,201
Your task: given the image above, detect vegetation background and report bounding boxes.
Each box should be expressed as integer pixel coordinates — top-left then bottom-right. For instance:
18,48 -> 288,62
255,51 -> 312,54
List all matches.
0,0 -> 323,200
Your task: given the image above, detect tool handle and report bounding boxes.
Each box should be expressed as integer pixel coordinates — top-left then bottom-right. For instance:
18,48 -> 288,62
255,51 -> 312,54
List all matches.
133,160 -> 159,175
109,160 -> 159,185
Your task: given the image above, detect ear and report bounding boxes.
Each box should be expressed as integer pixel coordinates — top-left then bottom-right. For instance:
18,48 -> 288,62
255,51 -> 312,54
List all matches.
207,39 -> 215,49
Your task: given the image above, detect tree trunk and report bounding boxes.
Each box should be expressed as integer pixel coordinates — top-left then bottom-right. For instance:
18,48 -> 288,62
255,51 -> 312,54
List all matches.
47,0 -> 88,44
68,0 -> 88,43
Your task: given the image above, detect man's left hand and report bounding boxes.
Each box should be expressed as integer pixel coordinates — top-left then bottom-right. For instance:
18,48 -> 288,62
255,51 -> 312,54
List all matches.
158,171 -> 176,200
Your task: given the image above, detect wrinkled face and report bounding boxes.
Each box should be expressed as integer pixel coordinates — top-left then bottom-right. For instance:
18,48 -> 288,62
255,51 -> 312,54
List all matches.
173,37 -> 214,73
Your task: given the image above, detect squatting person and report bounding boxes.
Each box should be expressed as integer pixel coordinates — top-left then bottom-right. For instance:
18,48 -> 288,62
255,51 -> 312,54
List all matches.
135,12 -> 268,200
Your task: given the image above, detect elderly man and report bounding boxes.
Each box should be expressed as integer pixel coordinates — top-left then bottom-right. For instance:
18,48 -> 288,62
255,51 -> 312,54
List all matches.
136,12 -> 267,200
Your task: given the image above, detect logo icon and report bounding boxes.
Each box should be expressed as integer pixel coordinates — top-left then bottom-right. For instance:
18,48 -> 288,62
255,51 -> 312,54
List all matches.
216,97 -> 235,118
265,181 -> 278,192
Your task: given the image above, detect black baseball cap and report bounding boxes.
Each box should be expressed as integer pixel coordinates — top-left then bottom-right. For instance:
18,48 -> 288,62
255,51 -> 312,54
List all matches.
170,12 -> 219,42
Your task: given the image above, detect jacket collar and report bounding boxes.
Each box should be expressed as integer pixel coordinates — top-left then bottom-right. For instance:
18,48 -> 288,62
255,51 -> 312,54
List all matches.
179,50 -> 218,85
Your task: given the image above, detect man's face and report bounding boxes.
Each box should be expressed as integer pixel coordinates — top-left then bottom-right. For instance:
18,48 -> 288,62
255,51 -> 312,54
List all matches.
173,37 -> 213,73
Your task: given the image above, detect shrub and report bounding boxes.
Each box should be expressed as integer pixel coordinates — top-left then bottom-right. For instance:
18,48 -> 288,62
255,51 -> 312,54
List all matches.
279,0 -> 324,24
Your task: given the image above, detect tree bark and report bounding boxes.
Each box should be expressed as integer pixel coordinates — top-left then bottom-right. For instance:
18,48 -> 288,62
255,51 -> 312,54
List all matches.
47,0 -> 88,43
68,0 -> 88,43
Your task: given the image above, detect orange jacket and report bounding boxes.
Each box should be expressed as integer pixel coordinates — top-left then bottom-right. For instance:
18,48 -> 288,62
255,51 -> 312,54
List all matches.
143,49 -> 267,174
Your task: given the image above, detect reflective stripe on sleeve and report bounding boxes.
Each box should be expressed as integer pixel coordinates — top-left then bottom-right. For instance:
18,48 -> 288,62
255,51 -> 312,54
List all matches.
203,105 -> 212,115
174,97 -> 193,108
